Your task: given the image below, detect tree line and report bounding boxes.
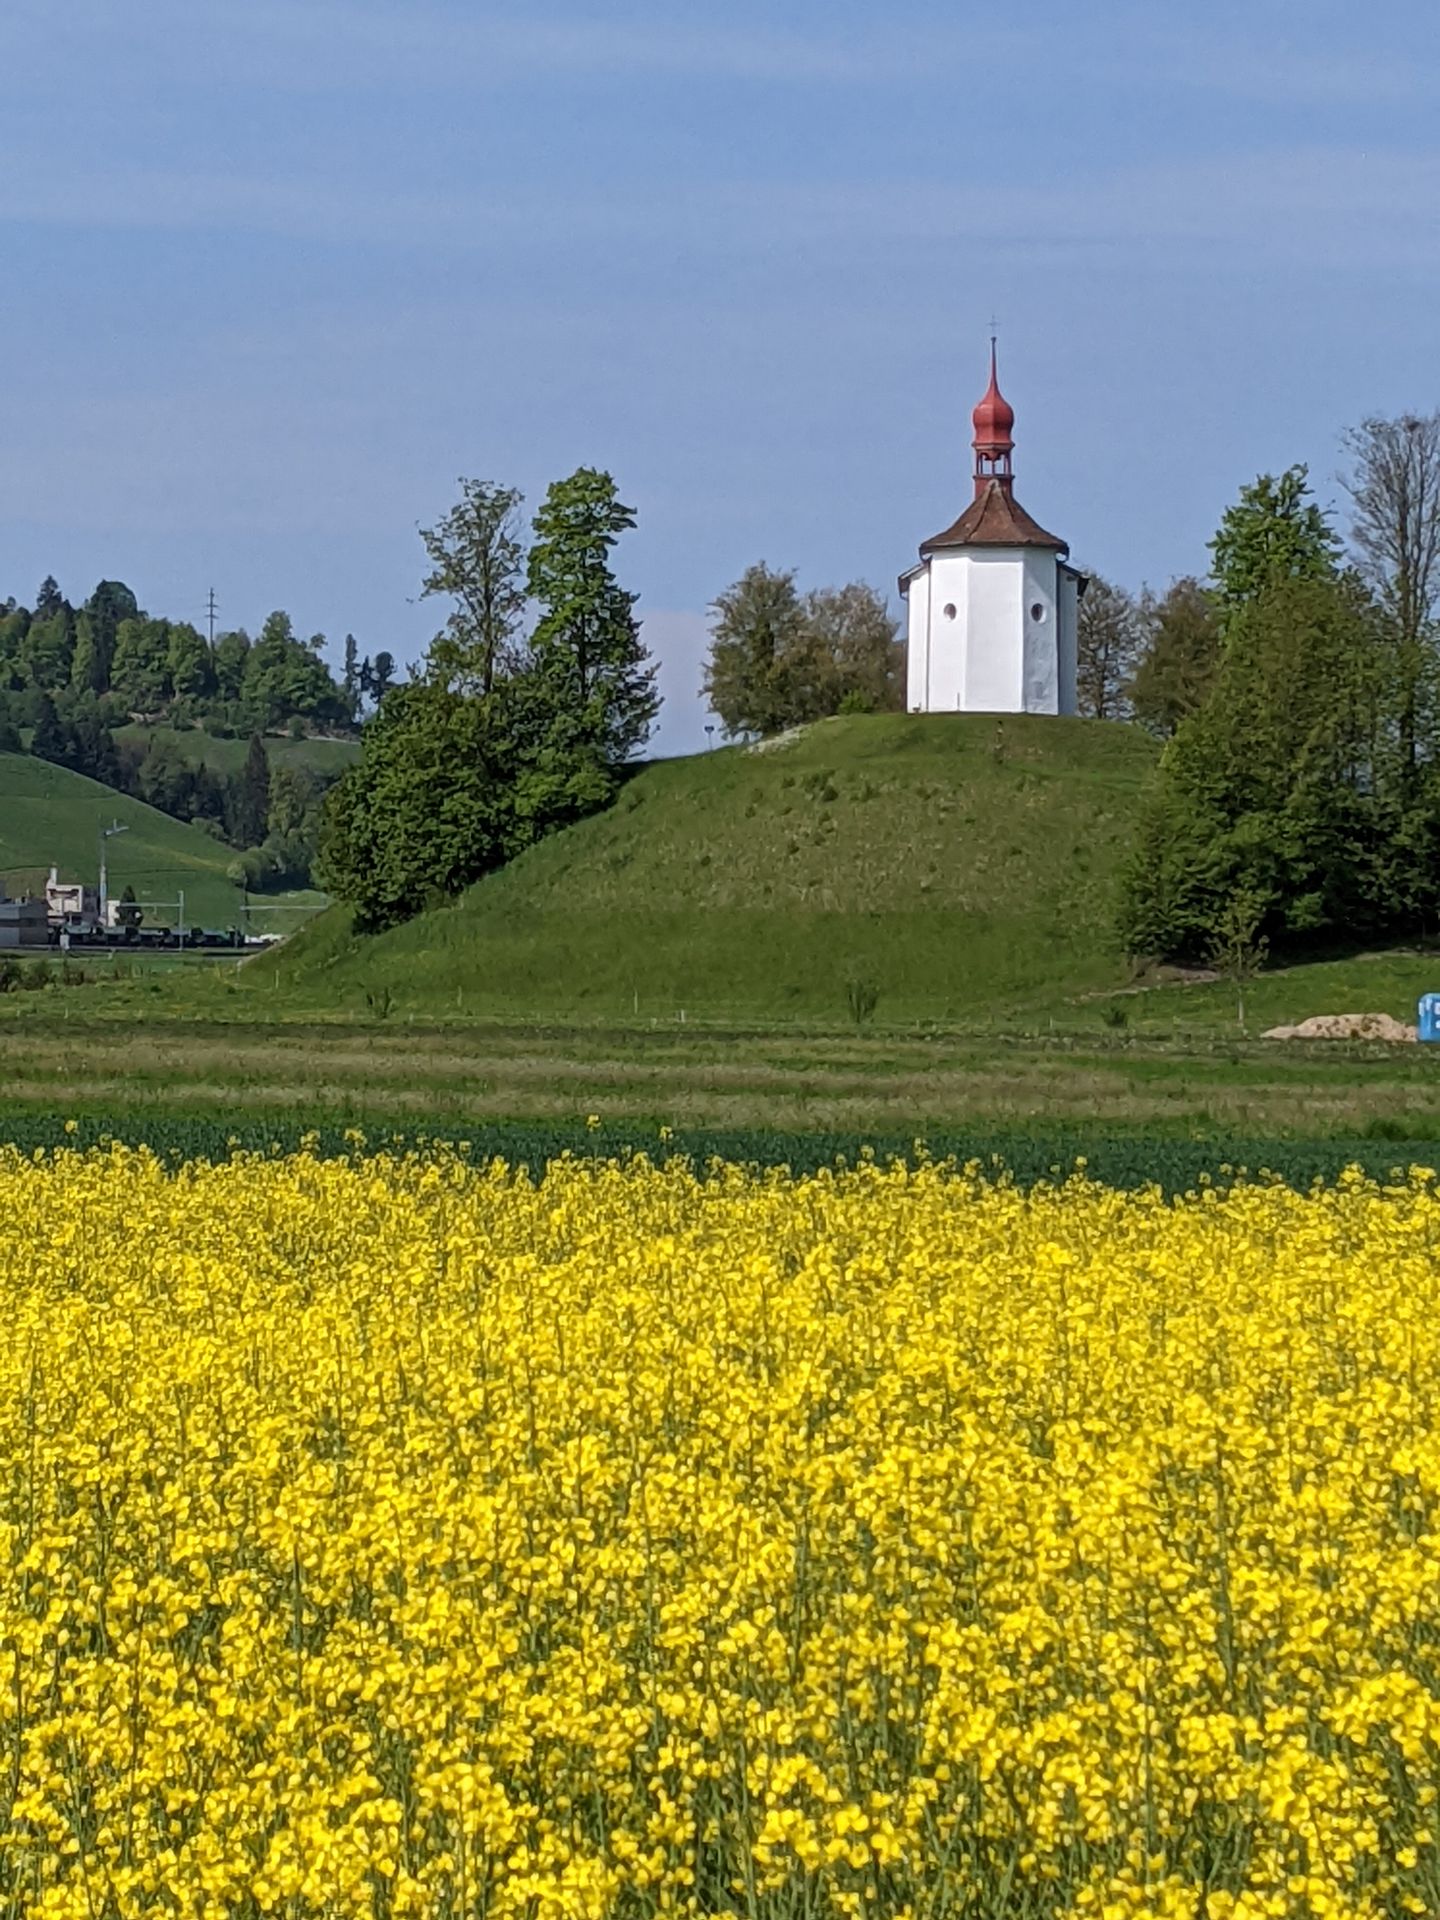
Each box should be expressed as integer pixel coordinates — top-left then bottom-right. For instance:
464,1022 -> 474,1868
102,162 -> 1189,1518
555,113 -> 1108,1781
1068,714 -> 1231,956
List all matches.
1088,412 -> 1440,964
319,469 -> 658,930
0,580 -> 392,739
0,576 -> 383,892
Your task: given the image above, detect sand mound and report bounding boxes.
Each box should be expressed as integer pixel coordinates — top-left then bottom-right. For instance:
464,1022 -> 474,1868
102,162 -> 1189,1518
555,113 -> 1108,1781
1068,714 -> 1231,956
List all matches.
1262,1012 -> 1418,1043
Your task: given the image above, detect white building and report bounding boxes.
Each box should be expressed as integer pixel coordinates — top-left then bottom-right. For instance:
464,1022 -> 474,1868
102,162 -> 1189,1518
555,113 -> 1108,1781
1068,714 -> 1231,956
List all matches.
902,345 -> 1083,715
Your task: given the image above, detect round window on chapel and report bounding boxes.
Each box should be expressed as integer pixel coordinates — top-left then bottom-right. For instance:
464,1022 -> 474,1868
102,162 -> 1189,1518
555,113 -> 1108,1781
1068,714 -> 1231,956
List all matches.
1030,602 -> 1047,623
942,602 -> 957,620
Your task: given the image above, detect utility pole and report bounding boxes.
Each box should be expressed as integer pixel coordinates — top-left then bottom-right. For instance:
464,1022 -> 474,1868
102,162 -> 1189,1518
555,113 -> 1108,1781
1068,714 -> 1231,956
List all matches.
98,820 -> 128,926
206,589 -> 219,654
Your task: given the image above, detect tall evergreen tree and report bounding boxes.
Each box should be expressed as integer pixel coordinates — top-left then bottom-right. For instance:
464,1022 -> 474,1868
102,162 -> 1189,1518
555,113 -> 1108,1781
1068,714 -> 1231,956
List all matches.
525,468 -> 657,764
234,733 -> 272,847
30,693 -> 70,766
34,576 -> 64,619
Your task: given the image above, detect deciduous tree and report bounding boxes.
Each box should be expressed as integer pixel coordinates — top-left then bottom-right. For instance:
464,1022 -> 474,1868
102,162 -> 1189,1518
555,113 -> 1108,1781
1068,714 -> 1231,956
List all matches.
1074,573 -> 1145,721
420,480 -> 527,698
1209,465 -> 1340,611
319,683 -> 518,930
1341,411 -> 1440,782
1129,579 -> 1221,739
704,564 -> 807,739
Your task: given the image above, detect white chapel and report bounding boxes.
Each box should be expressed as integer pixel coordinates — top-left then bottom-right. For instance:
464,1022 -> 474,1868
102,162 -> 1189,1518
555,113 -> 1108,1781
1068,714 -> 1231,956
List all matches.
902,345 -> 1083,715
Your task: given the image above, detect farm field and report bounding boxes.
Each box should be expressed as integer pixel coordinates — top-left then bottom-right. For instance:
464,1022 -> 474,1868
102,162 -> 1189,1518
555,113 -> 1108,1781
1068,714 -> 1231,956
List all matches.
1,981 -> 1438,1159
3,1141 -> 1440,1917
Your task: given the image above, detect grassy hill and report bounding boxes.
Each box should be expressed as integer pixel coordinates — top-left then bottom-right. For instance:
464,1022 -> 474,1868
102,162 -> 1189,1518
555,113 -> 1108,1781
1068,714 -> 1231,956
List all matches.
269,713 -> 1159,1023
0,752 -> 323,933
113,725 -> 360,777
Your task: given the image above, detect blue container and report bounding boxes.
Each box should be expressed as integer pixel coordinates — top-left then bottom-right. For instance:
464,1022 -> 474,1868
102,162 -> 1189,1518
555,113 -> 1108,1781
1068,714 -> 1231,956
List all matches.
1419,994 -> 1440,1043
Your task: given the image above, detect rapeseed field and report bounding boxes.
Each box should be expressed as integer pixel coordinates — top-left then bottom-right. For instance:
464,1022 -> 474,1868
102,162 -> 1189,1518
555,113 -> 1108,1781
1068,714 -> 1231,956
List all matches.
1,1143 -> 1439,1919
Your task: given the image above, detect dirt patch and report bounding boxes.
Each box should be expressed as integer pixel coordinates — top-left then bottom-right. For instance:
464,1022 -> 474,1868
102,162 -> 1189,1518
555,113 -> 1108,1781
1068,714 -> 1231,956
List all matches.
746,726 -> 809,755
1262,1012 -> 1418,1043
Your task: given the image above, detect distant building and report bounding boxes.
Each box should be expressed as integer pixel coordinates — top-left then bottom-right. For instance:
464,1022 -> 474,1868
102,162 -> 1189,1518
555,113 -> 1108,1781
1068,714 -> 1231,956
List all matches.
901,343 -> 1084,715
0,889 -> 49,951
45,867 -> 99,924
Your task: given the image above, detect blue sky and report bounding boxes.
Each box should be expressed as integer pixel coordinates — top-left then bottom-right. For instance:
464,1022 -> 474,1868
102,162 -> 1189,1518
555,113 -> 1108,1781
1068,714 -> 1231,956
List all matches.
2,0 -> 1438,755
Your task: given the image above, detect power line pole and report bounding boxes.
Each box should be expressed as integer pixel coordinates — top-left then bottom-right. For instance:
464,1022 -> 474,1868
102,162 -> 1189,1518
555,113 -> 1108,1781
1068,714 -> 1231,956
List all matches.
206,589 -> 219,653
98,820 -> 128,926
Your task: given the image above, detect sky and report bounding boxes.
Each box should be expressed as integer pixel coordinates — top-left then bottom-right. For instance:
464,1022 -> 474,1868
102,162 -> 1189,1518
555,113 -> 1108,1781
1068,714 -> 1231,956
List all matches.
2,0 -> 1438,757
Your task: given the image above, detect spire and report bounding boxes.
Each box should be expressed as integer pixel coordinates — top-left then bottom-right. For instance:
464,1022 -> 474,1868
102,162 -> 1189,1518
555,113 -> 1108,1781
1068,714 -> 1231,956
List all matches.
971,336 -> 1015,498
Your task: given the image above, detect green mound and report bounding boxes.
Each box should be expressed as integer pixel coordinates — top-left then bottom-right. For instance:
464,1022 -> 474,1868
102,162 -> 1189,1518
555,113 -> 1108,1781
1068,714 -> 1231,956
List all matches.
271,714 -> 1157,1023
0,752 -> 321,933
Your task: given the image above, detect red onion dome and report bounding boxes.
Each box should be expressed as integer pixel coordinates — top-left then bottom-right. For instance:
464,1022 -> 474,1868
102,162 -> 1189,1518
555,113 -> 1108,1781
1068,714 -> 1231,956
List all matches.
972,342 -> 1014,450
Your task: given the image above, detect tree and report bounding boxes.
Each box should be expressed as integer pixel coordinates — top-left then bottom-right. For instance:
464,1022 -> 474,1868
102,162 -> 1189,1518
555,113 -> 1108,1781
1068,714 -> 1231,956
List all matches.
420,479 -> 527,697
1129,579 -> 1222,739
1209,465 -> 1340,611
1119,571 -> 1384,961
111,617 -> 172,711
167,622 -> 213,701
1074,573 -> 1144,721
319,683 -> 519,930
705,564 -> 808,738
1341,411 -> 1440,783
116,885 -> 142,930
1207,886 -> 1269,1030
342,634 -> 360,719
34,576 -> 64,619
802,584 -> 904,716
20,611 -> 74,691
706,568 -> 905,735
137,738 -> 195,817
69,612 -> 99,694
213,630 -> 252,703
233,733 -> 272,848
30,693 -> 69,766
526,467 -> 658,765
241,612 -> 335,730
83,581 -> 139,690
0,607 -> 30,689
68,703 -> 120,787
368,651 -> 396,703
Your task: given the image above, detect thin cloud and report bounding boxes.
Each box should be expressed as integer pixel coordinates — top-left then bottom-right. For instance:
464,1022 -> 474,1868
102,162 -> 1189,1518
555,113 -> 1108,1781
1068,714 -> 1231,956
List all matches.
0,0 -> 927,91
4,143 -> 1438,277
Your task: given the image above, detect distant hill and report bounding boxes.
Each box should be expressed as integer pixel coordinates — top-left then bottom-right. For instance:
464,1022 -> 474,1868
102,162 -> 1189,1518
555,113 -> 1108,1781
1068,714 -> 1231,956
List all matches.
0,752 -> 323,933
269,714 -> 1158,1023
113,725 -> 360,777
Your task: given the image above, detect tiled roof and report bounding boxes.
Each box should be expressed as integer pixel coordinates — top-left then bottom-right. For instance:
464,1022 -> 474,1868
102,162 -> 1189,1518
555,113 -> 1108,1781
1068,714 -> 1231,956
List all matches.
921,479 -> 1068,555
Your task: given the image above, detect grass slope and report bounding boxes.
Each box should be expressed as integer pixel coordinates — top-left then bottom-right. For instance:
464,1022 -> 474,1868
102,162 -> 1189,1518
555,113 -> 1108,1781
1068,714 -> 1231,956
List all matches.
0,752 -> 322,932
113,725 -> 360,777
273,713 -> 1158,1022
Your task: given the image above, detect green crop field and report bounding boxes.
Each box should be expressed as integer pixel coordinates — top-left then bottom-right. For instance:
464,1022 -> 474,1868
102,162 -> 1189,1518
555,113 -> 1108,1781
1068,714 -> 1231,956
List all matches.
113,724 -> 360,777
0,751 -> 326,932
